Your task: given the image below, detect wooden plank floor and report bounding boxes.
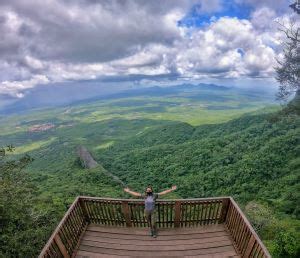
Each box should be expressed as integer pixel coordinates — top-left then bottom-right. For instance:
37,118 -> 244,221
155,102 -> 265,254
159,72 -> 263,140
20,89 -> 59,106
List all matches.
75,224 -> 240,258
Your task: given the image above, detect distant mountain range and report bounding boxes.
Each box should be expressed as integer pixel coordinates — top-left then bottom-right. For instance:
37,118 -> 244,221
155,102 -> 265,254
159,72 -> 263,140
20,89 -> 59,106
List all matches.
0,83 -> 275,115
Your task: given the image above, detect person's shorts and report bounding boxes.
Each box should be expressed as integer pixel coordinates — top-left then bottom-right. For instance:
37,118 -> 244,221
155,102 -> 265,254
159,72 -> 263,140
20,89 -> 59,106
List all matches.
144,209 -> 157,225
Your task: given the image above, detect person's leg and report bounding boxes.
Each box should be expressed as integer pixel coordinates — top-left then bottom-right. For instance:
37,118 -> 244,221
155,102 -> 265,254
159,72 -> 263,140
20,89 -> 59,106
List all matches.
144,210 -> 153,236
151,210 -> 157,237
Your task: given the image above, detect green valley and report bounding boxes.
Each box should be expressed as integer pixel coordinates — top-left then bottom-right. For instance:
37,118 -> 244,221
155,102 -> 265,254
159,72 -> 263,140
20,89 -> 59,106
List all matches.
0,85 -> 299,257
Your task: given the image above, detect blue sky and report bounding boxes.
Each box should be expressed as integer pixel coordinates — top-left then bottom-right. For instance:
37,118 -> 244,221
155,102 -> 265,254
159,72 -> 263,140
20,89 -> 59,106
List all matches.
179,0 -> 253,27
0,0 -> 297,101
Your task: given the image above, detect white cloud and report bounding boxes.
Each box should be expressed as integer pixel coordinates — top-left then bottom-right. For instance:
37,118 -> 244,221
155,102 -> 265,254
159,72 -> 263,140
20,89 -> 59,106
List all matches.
173,17 -> 278,79
0,75 -> 49,97
250,7 -> 277,31
0,0 -> 294,98
24,55 -> 44,70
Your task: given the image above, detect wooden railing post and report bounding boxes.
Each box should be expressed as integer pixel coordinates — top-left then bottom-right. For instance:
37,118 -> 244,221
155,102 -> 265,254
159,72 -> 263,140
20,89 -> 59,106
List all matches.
122,201 -> 132,227
79,198 -> 90,224
243,235 -> 256,258
54,234 -> 70,258
174,201 -> 181,228
219,198 -> 230,223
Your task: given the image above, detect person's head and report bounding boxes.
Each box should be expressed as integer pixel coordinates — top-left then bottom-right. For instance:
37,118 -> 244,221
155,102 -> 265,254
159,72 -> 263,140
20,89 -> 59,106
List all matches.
145,185 -> 153,195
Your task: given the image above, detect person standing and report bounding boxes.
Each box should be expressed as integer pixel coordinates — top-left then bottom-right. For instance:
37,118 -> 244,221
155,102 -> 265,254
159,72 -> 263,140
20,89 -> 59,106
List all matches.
124,185 -> 177,237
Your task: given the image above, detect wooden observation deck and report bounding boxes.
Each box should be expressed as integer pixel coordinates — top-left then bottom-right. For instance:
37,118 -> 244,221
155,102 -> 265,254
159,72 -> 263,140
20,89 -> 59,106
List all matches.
39,196 -> 271,258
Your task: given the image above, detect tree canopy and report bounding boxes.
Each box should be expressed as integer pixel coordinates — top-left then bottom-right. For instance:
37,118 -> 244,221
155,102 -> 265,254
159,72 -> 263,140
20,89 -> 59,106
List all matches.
275,22 -> 300,101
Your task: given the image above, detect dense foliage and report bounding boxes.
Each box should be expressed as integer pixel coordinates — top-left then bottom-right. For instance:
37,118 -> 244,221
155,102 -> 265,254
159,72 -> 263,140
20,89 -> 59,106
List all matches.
0,147 -> 123,257
0,87 -> 298,257
98,112 -> 300,257
0,148 -> 62,257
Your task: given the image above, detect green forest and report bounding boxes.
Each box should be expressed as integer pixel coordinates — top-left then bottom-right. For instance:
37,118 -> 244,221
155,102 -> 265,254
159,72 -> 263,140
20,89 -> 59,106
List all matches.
0,87 -> 299,257
97,109 -> 300,257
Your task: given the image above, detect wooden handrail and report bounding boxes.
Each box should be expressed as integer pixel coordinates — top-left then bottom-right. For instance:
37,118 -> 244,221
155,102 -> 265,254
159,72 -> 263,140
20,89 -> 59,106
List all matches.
39,197 -> 87,258
39,196 -> 271,258
78,195 -> 231,202
225,197 -> 271,258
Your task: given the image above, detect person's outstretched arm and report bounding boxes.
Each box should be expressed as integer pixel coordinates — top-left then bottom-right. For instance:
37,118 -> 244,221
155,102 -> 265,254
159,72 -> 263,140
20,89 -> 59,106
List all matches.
158,185 -> 177,196
124,187 -> 142,197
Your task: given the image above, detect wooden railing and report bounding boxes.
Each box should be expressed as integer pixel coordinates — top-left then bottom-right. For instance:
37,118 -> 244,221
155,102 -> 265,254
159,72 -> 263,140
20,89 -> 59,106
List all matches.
39,196 -> 271,258
39,197 -> 88,258
225,198 -> 271,258
80,196 -> 228,228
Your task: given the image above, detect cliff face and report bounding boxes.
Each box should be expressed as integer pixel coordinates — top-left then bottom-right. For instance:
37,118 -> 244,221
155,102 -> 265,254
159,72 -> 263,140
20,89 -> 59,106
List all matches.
77,146 -> 98,169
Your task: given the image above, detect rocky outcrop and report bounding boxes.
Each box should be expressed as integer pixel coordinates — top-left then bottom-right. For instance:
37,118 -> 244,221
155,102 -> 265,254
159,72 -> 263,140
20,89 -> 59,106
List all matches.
76,146 -> 125,186
77,146 -> 98,169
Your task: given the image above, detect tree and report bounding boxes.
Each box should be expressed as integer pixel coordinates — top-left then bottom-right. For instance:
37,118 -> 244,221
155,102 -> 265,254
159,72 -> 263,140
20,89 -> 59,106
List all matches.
275,22 -> 300,102
245,201 -> 274,233
0,146 -> 37,256
1,143 -> 74,257
0,147 -> 61,257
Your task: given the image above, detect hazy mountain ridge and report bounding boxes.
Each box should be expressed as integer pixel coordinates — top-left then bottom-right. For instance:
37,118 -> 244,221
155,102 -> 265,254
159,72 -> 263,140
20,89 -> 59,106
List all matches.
0,83 -> 275,115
